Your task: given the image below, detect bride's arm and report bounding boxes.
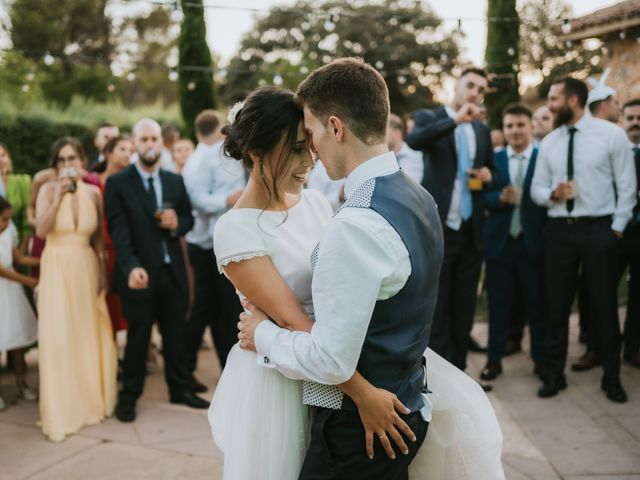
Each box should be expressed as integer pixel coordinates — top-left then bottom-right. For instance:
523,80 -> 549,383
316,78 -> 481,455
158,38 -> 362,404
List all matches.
225,257 -> 416,459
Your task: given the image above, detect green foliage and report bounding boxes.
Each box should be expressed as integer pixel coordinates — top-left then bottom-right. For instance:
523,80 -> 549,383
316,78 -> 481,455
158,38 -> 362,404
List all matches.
0,96 -> 181,175
519,0 -> 601,97
222,0 -> 461,115
484,0 -> 520,128
178,0 -> 216,139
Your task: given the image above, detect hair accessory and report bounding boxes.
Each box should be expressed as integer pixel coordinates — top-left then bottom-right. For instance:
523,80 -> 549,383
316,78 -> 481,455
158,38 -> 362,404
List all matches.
227,101 -> 245,125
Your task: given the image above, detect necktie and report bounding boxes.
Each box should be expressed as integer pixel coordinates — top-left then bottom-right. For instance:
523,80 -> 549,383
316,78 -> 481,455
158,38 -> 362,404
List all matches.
456,125 -> 473,221
147,177 -> 158,209
510,154 -> 526,237
566,126 -> 577,214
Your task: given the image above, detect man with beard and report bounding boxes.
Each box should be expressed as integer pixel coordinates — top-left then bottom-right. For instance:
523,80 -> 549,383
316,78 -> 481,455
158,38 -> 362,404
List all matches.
105,118 -> 209,422
406,68 -> 494,371
531,78 -> 636,403
619,99 -> 640,368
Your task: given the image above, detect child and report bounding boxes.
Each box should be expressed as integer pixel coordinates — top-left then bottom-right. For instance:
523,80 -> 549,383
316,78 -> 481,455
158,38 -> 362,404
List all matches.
0,196 -> 39,411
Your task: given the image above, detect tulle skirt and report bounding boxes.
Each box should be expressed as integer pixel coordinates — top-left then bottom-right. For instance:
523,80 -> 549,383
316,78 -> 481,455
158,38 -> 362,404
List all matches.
209,346 -> 504,480
409,348 -> 505,479
209,344 -> 311,480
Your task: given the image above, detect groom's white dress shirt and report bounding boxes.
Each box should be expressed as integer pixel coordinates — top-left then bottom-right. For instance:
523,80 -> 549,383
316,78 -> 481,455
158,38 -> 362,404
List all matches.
254,152 -> 412,385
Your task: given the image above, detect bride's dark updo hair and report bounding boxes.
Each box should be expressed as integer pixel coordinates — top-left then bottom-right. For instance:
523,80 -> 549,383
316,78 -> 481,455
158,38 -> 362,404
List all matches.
222,87 -> 303,205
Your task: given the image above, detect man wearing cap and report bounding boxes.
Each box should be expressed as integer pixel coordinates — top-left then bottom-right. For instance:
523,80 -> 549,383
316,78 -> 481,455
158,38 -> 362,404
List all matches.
531,77 -> 635,403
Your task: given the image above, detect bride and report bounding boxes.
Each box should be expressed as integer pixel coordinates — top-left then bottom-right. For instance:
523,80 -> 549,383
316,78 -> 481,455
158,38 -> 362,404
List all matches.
209,86 -> 504,479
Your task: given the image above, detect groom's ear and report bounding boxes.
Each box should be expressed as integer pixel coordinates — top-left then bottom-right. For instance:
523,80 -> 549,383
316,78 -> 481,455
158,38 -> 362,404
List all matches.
327,116 -> 345,142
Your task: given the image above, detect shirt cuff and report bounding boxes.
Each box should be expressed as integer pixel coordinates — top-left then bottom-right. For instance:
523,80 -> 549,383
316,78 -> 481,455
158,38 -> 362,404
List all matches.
612,216 -> 628,234
254,320 -> 281,369
533,187 -> 554,207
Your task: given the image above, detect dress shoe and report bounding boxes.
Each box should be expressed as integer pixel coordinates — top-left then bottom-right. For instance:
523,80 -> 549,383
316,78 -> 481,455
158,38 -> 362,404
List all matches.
537,372 -> 567,398
468,335 -> 487,353
480,362 -> 502,381
116,402 -> 136,422
570,351 -> 601,372
623,348 -> 640,368
170,391 -> 209,409
189,375 -> 208,393
601,377 -> 627,403
533,363 -> 546,381
503,339 -> 522,357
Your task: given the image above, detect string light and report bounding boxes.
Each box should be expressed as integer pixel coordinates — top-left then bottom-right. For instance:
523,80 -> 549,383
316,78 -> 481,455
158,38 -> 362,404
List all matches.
187,81 -> 196,90
21,84 -> 30,92
126,72 -> 136,81
272,74 -> 283,86
43,52 -> 55,66
25,72 -> 35,82
170,1 -> 182,22
561,19 -> 572,35
168,70 -> 179,81
107,84 -> 116,92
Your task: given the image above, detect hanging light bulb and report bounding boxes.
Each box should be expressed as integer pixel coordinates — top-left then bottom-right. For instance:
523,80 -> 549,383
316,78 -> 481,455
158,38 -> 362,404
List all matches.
300,66 -> 309,74
324,14 -> 336,32
273,74 -> 284,86
375,60 -> 384,69
21,84 -> 30,93
187,81 -> 196,91
25,72 -> 35,82
507,47 -> 515,57
561,19 -> 572,35
107,84 -> 116,92
168,70 -> 179,82
170,1 -> 182,22
126,72 -> 136,81
619,31 -> 626,40
43,51 -> 55,66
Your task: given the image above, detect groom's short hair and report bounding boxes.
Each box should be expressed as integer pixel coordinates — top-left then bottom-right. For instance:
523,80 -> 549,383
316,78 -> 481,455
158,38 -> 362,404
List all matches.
296,57 -> 390,145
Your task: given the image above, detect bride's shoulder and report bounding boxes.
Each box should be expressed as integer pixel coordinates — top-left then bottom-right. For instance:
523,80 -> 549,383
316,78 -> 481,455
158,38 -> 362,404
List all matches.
214,208 -> 258,237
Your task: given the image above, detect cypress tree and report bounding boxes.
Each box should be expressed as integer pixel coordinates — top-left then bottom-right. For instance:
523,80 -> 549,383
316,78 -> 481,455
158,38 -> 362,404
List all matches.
484,0 -> 520,129
178,0 -> 216,139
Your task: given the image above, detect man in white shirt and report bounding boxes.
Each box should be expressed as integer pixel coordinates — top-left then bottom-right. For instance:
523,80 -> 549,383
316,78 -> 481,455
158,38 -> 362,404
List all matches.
182,110 -> 245,384
387,113 -> 424,183
619,99 -> 640,368
239,58 -> 443,479
531,77 -> 636,403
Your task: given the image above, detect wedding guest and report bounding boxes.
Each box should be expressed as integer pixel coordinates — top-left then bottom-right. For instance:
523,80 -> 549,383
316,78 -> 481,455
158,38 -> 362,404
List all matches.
105,119 -> 207,423
98,135 -> 134,333
35,137 -> 118,441
307,160 -> 345,212
170,138 -> 195,175
481,104 -> 547,381
0,196 -> 39,410
531,77 -> 635,403
387,113 -> 424,183
532,106 -> 554,145
572,82 -> 622,372
160,122 -> 181,173
406,67 -> 495,370
182,110 -> 245,386
90,122 -> 120,170
619,99 -> 640,368
0,143 -> 32,252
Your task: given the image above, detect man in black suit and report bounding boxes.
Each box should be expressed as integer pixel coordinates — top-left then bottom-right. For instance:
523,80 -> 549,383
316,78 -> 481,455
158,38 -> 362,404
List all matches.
105,118 -> 209,422
406,67 -> 495,370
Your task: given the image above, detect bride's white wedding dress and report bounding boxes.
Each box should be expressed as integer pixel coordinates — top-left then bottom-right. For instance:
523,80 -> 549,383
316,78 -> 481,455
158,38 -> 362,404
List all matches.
209,188 -> 504,480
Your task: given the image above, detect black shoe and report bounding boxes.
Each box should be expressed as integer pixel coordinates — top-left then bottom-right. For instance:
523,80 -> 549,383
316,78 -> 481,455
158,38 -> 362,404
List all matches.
537,371 -> 567,398
189,375 -> 208,393
503,339 -> 522,357
623,348 -> 640,368
116,402 -> 136,423
480,362 -> 502,381
170,391 -> 209,409
601,377 -> 627,403
468,335 -> 487,353
533,363 -> 547,381
571,351 -> 601,372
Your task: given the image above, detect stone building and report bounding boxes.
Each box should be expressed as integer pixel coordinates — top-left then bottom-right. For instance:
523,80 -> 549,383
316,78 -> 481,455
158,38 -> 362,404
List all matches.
561,0 -> 640,102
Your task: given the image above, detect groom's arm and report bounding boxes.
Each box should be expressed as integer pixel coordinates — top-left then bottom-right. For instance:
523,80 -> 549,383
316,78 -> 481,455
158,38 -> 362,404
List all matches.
253,213 -> 407,384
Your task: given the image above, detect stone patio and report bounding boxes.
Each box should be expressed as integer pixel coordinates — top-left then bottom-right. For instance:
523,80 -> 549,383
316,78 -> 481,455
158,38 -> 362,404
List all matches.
0,313 -> 638,480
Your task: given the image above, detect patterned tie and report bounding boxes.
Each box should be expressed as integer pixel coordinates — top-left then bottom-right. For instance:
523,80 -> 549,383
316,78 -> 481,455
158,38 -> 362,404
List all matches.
509,154 -> 526,237
566,127 -> 577,214
456,125 -> 473,221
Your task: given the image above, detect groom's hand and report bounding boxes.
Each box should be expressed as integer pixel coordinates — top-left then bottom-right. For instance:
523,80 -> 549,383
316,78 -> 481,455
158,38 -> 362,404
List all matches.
237,302 -> 269,352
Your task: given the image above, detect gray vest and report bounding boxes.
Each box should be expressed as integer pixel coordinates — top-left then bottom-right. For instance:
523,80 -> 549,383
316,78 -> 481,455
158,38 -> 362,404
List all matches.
303,170 -> 444,413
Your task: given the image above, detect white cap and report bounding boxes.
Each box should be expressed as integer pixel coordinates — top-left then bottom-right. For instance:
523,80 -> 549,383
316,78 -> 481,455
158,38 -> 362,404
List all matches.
587,68 -> 616,105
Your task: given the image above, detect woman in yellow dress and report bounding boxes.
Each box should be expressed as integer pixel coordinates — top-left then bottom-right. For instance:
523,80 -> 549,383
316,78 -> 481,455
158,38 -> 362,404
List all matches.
35,137 -> 117,442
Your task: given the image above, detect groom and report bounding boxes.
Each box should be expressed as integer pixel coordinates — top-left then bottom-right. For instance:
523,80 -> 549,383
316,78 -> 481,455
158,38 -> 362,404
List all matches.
239,58 -> 444,479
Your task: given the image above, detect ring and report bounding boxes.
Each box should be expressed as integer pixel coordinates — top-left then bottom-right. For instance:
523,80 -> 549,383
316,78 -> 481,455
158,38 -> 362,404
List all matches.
378,433 -> 387,440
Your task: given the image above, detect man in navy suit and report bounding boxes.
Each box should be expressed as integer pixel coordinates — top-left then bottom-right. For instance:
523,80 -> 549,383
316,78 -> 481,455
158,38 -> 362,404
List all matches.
406,67 -> 495,370
481,104 -> 547,381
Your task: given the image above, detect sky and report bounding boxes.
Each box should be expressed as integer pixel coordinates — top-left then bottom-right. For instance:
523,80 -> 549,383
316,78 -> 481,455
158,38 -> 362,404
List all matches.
204,0 -> 620,66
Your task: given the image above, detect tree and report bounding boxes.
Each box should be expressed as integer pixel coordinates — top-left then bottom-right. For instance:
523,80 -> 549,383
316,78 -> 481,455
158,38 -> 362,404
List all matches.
222,0 -> 462,115
519,0 -> 601,97
178,0 -> 216,139
484,0 -> 519,128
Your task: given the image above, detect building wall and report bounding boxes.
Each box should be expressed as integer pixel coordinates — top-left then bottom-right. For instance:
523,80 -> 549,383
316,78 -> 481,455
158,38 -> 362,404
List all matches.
605,37 -> 640,102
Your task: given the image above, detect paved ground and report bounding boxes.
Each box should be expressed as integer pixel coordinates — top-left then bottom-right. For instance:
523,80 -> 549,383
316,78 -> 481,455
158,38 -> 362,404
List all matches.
0,313 -> 639,480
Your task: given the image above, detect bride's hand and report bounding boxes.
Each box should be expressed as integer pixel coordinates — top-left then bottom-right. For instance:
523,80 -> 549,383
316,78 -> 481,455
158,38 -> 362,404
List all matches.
353,386 -> 416,460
